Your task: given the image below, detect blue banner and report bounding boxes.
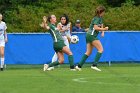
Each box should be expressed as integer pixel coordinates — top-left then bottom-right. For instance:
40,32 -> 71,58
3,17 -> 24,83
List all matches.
4,32 -> 140,64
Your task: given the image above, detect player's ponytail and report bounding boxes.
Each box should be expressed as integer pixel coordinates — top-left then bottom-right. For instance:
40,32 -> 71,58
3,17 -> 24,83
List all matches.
94,6 -> 106,17
47,15 -> 51,22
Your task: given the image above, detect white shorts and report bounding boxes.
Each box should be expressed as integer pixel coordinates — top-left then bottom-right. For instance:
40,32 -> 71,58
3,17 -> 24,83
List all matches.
65,31 -> 71,38
62,36 -> 69,49
0,40 -> 5,47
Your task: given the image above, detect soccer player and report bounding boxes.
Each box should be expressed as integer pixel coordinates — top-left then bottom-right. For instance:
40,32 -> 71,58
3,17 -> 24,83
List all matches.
76,6 -> 108,71
47,14 -> 72,70
0,14 -> 8,71
40,15 -> 75,71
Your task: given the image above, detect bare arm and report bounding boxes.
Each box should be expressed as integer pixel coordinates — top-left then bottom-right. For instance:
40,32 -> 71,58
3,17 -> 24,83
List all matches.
101,24 -> 104,37
40,16 -> 50,31
94,25 -> 108,31
70,22 -> 72,34
85,28 -> 89,32
4,30 -> 8,43
57,24 -> 69,32
57,24 -> 65,32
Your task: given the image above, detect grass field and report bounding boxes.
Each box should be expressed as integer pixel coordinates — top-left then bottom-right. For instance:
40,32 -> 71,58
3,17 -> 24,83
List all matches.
0,63 -> 140,93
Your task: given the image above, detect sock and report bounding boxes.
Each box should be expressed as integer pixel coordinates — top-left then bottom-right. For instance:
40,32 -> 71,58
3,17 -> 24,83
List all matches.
1,58 -> 4,68
93,52 -> 102,66
68,55 -> 74,69
78,54 -> 88,68
48,61 -> 60,67
52,53 -> 58,63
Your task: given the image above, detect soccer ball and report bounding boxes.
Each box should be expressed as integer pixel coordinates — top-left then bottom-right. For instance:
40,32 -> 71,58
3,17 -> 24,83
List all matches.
71,35 -> 79,44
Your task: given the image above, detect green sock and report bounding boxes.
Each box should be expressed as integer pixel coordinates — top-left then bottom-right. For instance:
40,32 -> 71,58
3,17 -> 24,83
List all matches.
49,61 -> 60,67
93,52 -> 102,66
78,54 -> 88,68
68,55 -> 74,69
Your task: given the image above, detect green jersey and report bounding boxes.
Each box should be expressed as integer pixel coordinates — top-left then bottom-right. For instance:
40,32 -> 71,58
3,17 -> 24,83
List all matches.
48,23 -> 64,42
87,16 -> 103,37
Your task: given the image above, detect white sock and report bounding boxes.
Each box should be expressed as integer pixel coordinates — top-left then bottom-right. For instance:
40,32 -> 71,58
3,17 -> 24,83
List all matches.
51,53 -> 58,63
1,58 -> 4,68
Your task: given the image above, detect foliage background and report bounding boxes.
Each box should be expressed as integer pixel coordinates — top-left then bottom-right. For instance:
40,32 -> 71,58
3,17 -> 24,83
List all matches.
0,0 -> 140,32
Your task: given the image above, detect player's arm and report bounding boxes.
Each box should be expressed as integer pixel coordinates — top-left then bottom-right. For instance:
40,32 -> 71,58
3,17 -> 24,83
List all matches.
4,23 -> 8,43
57,24 -> 69,32
101,24 -> 104,37
57,24 -> 65,32
40,16 -> 50,31
4,30 -> 8,43
84,28 -> 89,32
94,25 -> 108,31
69,22 -> 72,34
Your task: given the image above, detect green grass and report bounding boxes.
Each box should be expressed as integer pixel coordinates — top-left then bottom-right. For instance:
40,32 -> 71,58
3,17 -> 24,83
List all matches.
0,63 -> 140,93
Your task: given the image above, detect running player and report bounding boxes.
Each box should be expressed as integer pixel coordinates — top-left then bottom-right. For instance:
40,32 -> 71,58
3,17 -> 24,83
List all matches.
40,15 -> 75,71
47,14 -> 72,71
76,6 -> 108,71
0,14 -> 8,71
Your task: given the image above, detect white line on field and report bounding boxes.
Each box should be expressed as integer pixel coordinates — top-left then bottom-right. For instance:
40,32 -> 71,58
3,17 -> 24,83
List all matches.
72,78 -> 140,86
72,78 -> 88,83
91,81 -> 140,86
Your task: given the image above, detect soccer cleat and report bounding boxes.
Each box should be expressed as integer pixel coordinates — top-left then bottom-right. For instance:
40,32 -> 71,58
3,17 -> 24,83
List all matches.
70,69 -> 76,71
91,66 -> 101,71
0,68 -> 3,71
43,64 -> 49,71
47,67 -> 54,71
75,66 -> 82,71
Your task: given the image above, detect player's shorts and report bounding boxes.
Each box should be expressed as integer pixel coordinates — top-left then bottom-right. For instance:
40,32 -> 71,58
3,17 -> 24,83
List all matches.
62,36 -> 70,48
53,41 -> 66,53
65,31 -> 71,38
86,33 -> 98,43
0,40 -> 5,47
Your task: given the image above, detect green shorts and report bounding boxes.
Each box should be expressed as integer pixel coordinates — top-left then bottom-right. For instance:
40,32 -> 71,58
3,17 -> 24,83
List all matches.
53,41 -> 66,53
86,33 -> 98,43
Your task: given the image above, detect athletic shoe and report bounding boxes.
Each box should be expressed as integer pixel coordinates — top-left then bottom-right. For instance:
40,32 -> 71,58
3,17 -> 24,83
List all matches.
75,66 -> 82,71
91,66 -> 101,71
70,69 -> 76,71
47,67 -> 54,71
43,64 -> 49,71
0,68 -> 3,71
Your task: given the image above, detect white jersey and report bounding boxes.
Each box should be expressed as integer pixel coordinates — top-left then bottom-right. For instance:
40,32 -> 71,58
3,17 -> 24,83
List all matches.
0,21 -> 7,40
58,22 -> 71,37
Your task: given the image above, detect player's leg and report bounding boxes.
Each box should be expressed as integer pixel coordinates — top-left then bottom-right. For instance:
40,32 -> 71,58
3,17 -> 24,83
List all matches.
66,31 -> 71,43
52,52 -> 58,63
47,52 -> 58,70
44,52 -> 64,71
62,46 -> 75,70
76,43 -> 93,71
0,46 -> 5,71
49,52 -> 64,66
91,40 -> 103,71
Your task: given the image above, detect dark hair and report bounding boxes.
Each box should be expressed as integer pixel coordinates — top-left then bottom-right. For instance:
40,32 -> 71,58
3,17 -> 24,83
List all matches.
60,14 -> 69,25
95,6 -> 106,17
47,15 -> 51,22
